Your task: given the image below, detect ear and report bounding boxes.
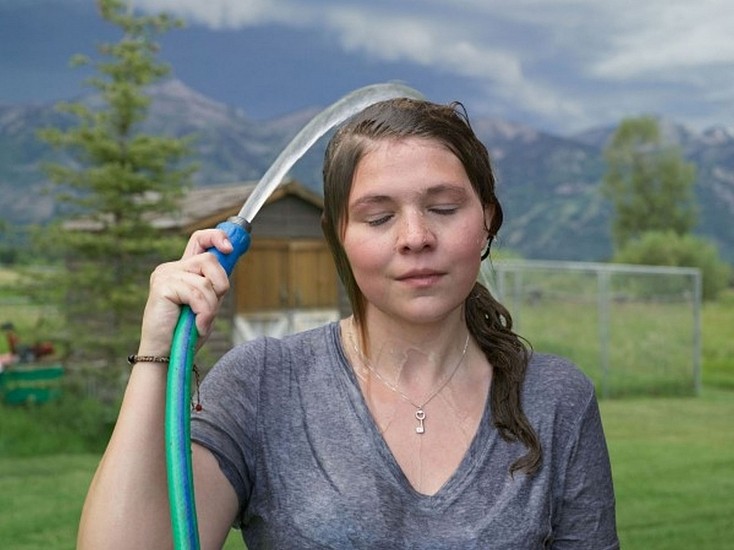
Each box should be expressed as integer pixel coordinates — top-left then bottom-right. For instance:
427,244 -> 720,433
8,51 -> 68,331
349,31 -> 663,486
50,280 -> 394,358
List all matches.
482,203 -> 495,237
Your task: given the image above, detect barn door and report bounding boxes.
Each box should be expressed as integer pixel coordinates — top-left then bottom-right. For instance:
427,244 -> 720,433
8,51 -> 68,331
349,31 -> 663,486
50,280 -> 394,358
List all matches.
232,239 -> 339,341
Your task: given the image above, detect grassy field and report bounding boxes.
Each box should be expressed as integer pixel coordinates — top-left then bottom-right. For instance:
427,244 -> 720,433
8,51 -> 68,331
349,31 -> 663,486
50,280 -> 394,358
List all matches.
602,389 -> 734,548
1,388 -> 732,549
0,455 -> 95,549
1,265 -> 733,548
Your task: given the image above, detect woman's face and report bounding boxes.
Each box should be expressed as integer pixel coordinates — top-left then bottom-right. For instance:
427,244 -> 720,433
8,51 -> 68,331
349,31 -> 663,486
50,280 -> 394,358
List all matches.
342,137 -> 492,327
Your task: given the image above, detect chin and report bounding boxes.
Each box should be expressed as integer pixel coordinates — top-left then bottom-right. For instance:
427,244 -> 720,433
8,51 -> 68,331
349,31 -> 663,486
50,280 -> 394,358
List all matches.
382,301 -> 465,326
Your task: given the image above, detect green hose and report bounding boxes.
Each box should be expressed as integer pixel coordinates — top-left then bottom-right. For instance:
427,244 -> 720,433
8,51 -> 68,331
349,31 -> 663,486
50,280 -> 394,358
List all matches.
166,305 -> 201,549
165,218 -> 251,550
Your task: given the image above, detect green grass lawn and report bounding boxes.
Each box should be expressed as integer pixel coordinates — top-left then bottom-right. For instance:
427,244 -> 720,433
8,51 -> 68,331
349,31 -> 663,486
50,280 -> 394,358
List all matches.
0,452 -> 246,550
0,454 -> 96,549
601,389 -> 734,549
1,388 -> 732,549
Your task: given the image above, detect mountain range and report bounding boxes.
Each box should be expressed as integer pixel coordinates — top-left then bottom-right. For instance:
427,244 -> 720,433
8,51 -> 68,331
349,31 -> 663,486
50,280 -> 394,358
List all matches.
1,79 -> 732,263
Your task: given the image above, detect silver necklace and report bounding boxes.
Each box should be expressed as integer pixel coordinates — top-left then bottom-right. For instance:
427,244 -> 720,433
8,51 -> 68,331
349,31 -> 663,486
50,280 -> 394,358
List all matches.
348,321 -> 470,435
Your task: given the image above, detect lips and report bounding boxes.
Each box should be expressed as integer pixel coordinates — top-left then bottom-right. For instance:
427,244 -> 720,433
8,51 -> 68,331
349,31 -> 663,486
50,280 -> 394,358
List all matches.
396,269 -> 445,285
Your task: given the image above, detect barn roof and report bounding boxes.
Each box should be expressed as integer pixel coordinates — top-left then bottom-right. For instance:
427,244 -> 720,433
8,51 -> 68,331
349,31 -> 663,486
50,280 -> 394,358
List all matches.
175,179 -> 323,232
65,179 -> 323,232
154,181 -> 257,231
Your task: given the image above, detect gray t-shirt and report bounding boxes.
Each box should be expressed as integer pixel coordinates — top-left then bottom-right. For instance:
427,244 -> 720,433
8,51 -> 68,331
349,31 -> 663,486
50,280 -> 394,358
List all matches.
191,322 -> 618,549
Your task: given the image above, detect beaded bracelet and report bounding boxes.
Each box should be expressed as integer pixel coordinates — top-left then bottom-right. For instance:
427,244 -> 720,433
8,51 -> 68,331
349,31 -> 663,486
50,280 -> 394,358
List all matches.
127,354 -> 170,365
127,354 -> 203,411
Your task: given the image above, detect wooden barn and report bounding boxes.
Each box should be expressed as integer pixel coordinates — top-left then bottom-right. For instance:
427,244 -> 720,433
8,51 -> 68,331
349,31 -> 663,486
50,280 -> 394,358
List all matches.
164,179 -> 343,352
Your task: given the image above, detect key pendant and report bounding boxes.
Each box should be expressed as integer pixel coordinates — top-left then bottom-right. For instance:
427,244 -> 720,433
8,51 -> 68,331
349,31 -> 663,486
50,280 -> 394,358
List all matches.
415,408 -> 426,434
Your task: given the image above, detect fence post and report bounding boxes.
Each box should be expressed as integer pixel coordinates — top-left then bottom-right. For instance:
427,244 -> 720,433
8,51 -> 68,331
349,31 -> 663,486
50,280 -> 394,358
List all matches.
692,270 -> 702,395
513,269 -> 523,332
597,269 -> 610,399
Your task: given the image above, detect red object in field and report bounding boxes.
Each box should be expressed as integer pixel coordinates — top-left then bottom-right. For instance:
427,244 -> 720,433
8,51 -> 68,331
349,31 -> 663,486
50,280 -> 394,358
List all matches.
1,322 -> 55,363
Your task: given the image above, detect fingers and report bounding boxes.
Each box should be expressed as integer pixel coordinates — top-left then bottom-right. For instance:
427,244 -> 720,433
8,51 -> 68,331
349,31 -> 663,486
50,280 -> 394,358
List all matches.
161,254 -> 230,315
182,229 -> 234,259
139,250 -> 231,354
185,252 -> 231,299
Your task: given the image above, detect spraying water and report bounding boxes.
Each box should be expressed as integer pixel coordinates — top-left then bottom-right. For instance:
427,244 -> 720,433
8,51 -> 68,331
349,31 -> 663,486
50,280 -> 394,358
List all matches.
239,82 -> 424,223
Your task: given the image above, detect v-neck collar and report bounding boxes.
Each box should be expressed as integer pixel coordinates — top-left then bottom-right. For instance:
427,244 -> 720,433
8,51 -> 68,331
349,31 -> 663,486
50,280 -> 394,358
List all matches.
330,322 -> 494,508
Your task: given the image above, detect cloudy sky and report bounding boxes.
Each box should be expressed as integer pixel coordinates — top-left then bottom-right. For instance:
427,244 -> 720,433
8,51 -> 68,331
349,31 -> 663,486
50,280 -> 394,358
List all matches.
2,0 -> 733,135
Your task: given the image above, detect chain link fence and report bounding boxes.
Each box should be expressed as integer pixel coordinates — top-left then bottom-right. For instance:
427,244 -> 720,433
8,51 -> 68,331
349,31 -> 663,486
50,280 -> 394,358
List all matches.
480,260 -> 702,398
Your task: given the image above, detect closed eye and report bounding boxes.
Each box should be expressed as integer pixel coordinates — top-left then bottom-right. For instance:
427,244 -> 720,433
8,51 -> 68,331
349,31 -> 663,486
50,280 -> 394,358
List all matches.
429,206 -> 458,216
367,214 -> 393,226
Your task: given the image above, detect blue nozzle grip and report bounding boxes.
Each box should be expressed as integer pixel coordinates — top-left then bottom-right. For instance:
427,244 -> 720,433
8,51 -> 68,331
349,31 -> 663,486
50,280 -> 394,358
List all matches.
209,216 -> 251,277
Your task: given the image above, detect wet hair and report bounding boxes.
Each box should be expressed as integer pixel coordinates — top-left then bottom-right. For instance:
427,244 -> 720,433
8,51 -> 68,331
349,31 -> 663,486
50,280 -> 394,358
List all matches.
321,97 -> 541,475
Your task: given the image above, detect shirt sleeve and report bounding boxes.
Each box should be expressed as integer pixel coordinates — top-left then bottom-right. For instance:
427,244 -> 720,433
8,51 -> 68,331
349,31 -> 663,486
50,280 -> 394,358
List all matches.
552,391 -> 620,549
190,338 -> 268,513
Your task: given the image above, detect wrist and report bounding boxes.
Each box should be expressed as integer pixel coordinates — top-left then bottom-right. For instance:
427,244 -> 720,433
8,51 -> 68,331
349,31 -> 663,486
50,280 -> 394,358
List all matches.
127,354 -> 170,366
136,338 -> 173,358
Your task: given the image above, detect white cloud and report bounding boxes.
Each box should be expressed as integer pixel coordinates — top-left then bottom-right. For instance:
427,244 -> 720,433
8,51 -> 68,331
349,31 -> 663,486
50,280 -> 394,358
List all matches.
325,6 -> 588,124
325,9 -> 521,82
129,0 -> 734,131
5,0 -> 734,132
590,1 -> 734,79
136,0 -> 580,120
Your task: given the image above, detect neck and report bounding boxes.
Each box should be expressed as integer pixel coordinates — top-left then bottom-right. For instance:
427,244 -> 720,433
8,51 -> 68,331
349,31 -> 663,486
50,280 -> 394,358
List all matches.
347,312 -> 470,388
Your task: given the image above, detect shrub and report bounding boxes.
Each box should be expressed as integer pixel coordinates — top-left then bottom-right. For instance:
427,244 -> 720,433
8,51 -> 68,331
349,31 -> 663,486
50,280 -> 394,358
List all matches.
0,373 -> 117,457
613,231 -> 731,300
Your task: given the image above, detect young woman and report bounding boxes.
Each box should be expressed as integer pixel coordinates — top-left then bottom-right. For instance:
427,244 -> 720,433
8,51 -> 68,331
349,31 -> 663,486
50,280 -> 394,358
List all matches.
78,98 -> 618,549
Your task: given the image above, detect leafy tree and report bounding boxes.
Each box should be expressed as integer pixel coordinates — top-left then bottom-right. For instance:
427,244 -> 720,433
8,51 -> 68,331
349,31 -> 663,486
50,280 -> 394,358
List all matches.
34,0 -> 195,371
602,116 -> 697,249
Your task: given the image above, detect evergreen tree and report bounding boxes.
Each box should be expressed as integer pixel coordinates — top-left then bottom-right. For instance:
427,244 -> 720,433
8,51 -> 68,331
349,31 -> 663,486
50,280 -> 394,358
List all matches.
35,0 -> 195,370
602,116 -> 697,250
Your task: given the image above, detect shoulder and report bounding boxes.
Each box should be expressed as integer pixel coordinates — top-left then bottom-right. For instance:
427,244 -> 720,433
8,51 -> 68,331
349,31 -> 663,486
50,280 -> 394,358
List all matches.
219,323 -> 337,367
200,324 -> 338,395
197,323 -> 340,423
525,352 -> 595,397
280,322 -> 338,351
521,352 -> 598,432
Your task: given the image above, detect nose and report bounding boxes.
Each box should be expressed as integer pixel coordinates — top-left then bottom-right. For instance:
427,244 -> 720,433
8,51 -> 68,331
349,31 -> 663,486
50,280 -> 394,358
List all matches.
397,211 -> 436,252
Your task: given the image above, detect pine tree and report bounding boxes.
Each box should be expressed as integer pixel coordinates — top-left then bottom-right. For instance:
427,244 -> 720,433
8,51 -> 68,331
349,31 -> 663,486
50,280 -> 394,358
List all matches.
35,0 -> 195,372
